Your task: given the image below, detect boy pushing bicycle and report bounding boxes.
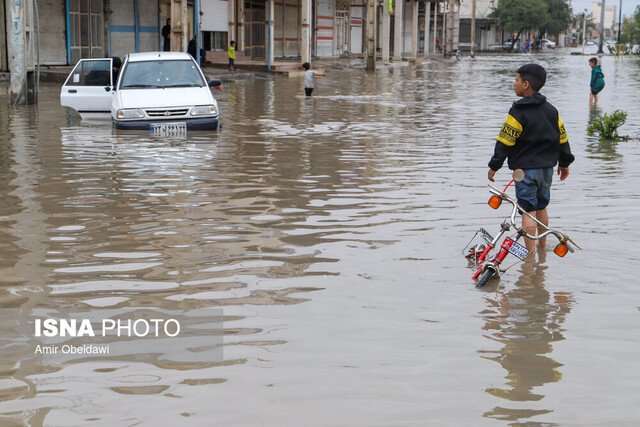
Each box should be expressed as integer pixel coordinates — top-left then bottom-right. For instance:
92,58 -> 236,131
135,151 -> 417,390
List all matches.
487,64 -> 575,254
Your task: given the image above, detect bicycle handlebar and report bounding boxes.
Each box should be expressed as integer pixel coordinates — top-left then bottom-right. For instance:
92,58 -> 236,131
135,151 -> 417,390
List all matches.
488,184 -> 582,250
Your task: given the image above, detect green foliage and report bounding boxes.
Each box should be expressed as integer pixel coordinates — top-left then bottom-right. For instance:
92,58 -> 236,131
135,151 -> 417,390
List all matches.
587,110 -> 628,141
490,0 -> 549,35
541,0 -> 572,36
620,6 -> 640,48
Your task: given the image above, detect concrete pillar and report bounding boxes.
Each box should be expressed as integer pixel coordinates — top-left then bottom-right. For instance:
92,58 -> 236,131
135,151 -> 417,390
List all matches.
423,2 -> 430,57
470,0 -> 476,57
382,1 -> 390,63
411,1 -> 418,57
393,0 -> 404,60
228,0 -> 236,46
1,0 -> 7,72
366,0 -> 376,69
7,0 -> 26,103
441,0 -> 447,55
171,0 -> 188,52
433,1 -> 437,53
301,0 -> 311,63
238,0 -> 245,51
265,0 -> 274,67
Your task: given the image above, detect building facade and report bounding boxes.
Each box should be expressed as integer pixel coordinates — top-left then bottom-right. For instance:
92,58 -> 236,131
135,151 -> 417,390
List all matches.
2,0 -> 477,71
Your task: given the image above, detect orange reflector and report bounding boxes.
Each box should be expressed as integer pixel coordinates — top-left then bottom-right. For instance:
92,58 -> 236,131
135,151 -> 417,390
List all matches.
488,195 -> 502,209
554,243 -> 569,257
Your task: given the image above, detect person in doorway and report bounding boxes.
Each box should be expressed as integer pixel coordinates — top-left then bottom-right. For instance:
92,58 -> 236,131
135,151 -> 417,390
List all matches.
111,56 -> 122,85
487,64 -> 575,254
188,39 -> 197,60
589,57 -> 605,106
162,18 -> 171,51
228,40 -> 236,71
436,38 -> 441,51
302,62 -> 326,97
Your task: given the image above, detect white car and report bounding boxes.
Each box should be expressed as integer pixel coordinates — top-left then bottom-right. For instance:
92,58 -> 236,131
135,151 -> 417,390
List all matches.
60,52 -> 222,131
541,39 -> 556,49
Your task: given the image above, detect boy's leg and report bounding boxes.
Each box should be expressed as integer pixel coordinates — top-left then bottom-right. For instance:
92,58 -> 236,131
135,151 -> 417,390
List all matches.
522,213 -> 538,253
535,208 -> 548,248
516,168 -> 552,254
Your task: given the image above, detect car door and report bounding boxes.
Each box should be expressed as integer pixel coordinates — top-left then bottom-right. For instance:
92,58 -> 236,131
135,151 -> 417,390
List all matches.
60,58 -> 114,118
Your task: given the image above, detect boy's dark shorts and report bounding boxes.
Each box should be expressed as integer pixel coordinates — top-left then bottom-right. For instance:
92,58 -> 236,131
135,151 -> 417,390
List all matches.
229,58 -> 234,68
305,87 -> 313,96
515,167 -> 554,212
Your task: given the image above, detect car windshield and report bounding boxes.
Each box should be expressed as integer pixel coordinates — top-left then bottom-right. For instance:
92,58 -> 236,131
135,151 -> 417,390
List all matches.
119,59 -> 205,89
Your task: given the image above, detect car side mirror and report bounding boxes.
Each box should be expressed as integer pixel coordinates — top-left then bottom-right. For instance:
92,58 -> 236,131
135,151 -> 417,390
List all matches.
208,79 -> 222,88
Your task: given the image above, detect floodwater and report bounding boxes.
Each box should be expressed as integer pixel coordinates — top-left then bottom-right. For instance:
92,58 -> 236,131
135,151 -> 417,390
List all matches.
1,49 -> 639,426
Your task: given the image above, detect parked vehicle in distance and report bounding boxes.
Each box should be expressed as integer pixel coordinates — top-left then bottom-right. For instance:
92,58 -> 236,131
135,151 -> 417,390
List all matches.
503,38 -> 520,50
541,38 -> 556,49
60,52 -> 223,132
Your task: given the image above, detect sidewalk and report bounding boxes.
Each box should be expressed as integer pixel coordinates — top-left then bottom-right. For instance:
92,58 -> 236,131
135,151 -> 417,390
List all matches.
7,54 -> 427,89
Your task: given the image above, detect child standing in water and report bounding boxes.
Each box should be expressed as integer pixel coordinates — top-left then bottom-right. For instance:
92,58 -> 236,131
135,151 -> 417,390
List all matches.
302,62 -> 326,97
589,57 -> 605,106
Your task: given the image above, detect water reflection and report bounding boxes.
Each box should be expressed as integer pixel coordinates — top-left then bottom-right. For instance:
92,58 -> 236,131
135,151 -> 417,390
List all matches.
480,251 -> 573,422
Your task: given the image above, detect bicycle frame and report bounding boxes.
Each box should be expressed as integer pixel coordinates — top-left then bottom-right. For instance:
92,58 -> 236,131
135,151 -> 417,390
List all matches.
466,179 -> 581,287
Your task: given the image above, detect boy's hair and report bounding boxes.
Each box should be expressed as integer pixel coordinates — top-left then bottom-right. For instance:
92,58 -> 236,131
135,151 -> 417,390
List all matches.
516,63 -> 546,92
302,62 -> 310,70
230,40 -> 235,46
589,57 -> 597,65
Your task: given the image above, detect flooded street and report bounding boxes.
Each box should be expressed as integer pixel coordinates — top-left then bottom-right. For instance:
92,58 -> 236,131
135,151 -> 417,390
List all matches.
1,50 -> 640,425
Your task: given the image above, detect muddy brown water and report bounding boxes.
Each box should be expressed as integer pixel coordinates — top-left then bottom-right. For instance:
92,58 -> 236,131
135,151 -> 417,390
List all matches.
1,49 -> 639,425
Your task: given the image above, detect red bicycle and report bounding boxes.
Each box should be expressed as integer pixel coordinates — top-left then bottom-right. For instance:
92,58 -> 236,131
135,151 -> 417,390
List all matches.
464,169 -> 581,288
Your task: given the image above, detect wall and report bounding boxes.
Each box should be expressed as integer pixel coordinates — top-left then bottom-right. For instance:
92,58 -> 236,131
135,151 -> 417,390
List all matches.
275,0 -> 299,57
350,5 -> 363,54
109,0 -> 159,57
38,0 -> 67,64
110,0 -> 136,57
316,0 -> 333,56
138,0 -> 159,52
403,0 -> 412,55
201,0 -> 227,32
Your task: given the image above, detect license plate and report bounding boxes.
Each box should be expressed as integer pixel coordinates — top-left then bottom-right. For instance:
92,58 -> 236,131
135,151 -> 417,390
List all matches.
151,122 -> 187,136
508,241 -> 530,260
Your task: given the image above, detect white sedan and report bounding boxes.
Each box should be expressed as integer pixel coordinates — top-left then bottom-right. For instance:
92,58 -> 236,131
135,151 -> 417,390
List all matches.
541,39 -> 556,49
60,52 -> 223,131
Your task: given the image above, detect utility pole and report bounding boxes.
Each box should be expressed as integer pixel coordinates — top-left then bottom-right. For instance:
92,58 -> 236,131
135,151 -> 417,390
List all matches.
442,0 -> 447,56
597,0 -> 605,53
617,0 -> 622,45
366,0 -> 377,69
582,9 -> 588,54
470,0 -> 476,57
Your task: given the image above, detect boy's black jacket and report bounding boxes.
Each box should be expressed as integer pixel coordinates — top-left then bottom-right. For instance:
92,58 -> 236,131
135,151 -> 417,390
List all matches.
489,93 -> 575,171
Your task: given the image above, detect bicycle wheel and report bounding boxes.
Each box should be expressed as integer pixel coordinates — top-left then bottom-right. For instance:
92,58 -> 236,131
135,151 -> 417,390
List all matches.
455,51 -> 462,60
475,267 -> 496,288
